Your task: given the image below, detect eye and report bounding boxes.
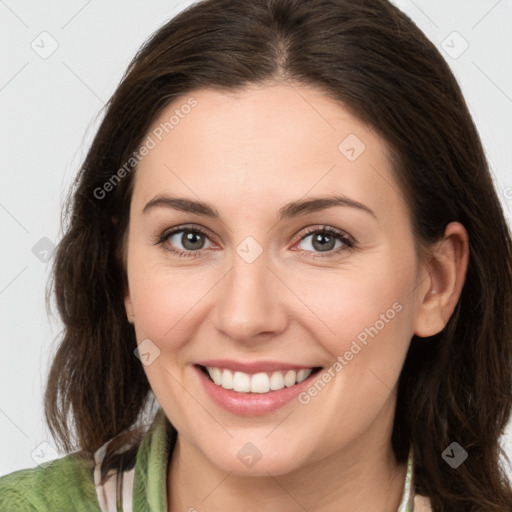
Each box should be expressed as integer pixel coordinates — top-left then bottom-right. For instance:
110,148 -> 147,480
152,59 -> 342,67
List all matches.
157,224 -> 214,258
295,226 -> 355,257
156,224 -> 355,259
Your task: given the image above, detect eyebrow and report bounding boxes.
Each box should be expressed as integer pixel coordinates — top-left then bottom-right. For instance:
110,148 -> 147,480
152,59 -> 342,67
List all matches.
142,194 -> 376,220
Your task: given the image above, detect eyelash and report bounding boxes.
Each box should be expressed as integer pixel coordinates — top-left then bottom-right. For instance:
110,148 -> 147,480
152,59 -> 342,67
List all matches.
156,224 -> 356,259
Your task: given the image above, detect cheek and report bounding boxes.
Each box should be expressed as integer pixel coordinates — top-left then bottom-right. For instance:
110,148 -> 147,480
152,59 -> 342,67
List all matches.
297,264 -> 412,345
294,270 -> 414,435
291,257 -> 416,402
129,270 -> 205,344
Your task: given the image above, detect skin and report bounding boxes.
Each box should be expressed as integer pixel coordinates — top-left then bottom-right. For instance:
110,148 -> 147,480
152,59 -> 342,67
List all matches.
123,82 -> 469,512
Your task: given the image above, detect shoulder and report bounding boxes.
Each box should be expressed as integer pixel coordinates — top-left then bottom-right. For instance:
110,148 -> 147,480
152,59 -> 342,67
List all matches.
0,452 -> 100,511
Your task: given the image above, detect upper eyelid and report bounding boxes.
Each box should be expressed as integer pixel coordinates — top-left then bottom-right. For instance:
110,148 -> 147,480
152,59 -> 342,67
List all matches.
162,224 -> 212,240
299,225 -> 353,241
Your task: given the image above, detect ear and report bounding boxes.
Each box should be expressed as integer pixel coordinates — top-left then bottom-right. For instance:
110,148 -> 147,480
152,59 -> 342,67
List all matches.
123,279 -> 135,324
413,222 -> 469,337
124,267 -> 135,324
119,224 -> 134,324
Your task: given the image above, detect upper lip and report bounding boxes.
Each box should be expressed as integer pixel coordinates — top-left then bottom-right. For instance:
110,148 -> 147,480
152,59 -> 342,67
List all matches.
196,359 -> 320,374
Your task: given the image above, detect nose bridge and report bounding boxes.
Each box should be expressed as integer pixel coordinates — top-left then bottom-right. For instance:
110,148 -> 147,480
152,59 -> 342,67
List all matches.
215,237 -> 285,340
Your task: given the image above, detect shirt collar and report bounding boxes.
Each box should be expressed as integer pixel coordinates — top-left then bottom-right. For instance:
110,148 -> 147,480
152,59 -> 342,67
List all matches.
397,446 -> 416,512
132,406 -> 175,511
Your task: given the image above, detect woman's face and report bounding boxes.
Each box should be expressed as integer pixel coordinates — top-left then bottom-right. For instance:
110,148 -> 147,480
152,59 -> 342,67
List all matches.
123,83 -> 430,476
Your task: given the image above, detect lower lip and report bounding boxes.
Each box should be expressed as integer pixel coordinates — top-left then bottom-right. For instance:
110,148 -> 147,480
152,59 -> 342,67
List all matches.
194,365 -> 321,416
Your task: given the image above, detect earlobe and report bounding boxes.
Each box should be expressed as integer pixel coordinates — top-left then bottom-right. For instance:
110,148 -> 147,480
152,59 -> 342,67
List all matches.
413,222 -> 469,338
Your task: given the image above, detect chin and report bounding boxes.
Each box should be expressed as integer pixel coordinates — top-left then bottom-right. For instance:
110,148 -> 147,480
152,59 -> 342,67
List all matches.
202,441 -> 308,477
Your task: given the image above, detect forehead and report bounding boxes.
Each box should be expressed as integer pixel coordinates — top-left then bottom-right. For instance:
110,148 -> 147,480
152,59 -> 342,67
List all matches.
132,83 -> 407,226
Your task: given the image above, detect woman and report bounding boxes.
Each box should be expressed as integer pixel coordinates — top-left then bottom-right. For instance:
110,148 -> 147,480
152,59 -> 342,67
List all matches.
1,0 -> 511,510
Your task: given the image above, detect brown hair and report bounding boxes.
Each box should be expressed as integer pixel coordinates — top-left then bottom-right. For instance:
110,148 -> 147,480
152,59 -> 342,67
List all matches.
45,0 -> 512,509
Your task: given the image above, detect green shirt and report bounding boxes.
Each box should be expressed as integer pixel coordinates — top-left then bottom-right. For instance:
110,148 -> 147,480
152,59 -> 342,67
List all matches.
0,406 -> 430,511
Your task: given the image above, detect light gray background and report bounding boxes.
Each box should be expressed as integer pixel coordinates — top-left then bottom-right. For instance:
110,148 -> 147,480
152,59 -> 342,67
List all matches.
1,0 -> 511,478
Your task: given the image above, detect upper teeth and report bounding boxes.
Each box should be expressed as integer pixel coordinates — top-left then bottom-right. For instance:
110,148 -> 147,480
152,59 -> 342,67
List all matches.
206,367 -> 313,394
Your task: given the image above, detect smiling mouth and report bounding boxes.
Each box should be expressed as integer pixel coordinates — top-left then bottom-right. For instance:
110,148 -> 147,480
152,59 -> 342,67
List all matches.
197,364 -> 322,394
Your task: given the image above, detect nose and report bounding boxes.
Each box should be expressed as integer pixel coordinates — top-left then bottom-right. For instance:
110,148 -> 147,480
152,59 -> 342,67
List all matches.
213,247 -> 288,345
